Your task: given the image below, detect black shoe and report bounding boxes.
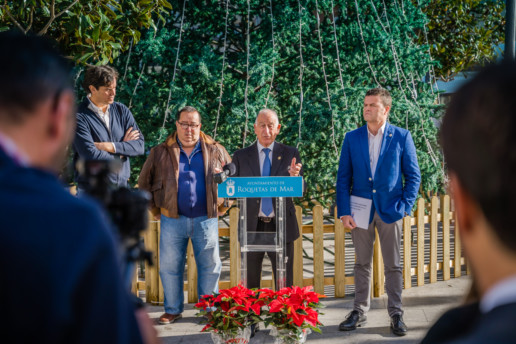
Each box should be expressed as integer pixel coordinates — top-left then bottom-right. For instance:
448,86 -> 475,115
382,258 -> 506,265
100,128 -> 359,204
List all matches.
391,314 -> 408,336
339,310 -> 367,331
250,323 -> 259,338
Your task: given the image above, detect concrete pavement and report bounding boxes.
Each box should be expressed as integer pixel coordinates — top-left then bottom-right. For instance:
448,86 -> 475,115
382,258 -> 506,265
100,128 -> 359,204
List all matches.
146,276 -> 471,343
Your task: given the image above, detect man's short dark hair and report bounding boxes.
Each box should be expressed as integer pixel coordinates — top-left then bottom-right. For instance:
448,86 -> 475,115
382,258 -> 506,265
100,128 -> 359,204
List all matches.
441,62 -> 516,253
365,87 -> 392,108
0,31 -> 72,125
176,106 -> 202,123
82,65 -> 118,93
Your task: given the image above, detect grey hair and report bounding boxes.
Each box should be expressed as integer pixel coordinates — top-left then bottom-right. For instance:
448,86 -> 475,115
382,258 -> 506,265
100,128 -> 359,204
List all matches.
255,108 -> 279,125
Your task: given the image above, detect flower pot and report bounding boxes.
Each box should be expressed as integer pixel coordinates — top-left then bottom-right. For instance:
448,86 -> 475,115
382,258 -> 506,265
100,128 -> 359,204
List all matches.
210,327 -> 251,344
270,327 -> 311,344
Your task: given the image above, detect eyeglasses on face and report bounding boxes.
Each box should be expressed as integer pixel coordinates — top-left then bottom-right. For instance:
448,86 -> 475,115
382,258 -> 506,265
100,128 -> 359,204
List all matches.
177,121 -> 201,129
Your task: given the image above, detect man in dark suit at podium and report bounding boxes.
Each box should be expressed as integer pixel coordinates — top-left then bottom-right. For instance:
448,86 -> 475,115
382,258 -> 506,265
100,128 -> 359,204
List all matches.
422,63 -> 516,343
232,109 -> 303,289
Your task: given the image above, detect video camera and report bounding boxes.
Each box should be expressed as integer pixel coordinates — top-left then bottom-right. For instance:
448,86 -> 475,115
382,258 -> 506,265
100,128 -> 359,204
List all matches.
77,159 -> 153,288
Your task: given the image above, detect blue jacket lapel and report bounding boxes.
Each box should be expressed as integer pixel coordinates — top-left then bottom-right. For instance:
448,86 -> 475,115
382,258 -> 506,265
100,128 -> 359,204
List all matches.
360,126 -> 372,178
375,122 -> 393,177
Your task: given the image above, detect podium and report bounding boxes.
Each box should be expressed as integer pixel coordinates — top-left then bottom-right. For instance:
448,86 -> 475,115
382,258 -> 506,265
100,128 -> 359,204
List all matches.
218,176 -> 303,290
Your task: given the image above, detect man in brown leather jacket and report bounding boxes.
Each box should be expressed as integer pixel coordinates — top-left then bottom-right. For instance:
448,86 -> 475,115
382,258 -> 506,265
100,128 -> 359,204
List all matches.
138,106 -> 230,325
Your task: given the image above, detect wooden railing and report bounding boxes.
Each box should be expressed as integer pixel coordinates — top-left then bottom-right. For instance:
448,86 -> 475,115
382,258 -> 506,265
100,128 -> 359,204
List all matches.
133,195 -> 468,304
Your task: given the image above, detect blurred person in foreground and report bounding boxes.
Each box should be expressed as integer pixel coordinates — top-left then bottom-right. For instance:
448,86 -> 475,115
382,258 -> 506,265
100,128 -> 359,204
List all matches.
422,63 -> 516,343
0,31 -> 157,344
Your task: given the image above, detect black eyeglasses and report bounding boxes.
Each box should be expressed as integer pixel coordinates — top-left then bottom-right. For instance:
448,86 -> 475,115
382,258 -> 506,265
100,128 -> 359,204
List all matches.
177,121 -> 200,129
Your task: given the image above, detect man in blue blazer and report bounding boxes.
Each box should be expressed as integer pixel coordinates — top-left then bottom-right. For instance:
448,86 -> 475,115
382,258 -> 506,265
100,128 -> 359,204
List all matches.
336,88 -> 420,336
422,63 -> 516,343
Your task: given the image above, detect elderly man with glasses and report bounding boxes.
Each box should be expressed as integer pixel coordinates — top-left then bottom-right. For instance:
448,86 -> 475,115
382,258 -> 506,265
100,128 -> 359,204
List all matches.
138,106 -> 231,325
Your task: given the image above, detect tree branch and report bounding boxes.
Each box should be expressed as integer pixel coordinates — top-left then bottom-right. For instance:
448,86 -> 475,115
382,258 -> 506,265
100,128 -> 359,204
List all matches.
253,83 -> 267,93
1,2 -> 27,33
226,63 -> 244,76
55,0 -> 79,17
26,6 -> 34,33
38,0 -> 79,35
37,0 -> 55,35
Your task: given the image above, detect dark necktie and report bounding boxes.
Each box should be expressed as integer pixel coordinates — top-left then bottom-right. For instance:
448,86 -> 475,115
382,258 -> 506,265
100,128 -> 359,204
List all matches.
261,148 -> 273,216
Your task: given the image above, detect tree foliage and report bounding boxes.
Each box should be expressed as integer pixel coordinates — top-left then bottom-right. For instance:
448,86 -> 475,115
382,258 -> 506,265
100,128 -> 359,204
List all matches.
113,0 -> 444,209
419,0 -> 505,81
0,0 -> 172,64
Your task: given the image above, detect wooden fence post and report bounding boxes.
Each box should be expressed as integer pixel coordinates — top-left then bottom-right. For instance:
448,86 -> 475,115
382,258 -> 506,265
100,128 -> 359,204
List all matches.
294,206 -> 304,287
334,206 -> 346,297
403,216 -> 412,289
131,264 -> 138,295
454,211 -> 462,278
441,195 -> 451,281
158,227 -> 164,303
229,207 -> 240,287
373,228 -> 383,297
313,205 -> 324,295
430,196 -> 438,283
417,198 -> 425,286
187,240 -> 197,303
145,215 -> 160,304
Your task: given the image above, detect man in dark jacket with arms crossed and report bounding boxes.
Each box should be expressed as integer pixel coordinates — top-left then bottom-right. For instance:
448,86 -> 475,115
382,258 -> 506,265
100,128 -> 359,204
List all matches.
73,65 -> 144,191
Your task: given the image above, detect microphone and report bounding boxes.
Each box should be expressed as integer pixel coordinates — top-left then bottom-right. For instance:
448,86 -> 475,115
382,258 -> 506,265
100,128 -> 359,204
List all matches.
214,162 -> 236,184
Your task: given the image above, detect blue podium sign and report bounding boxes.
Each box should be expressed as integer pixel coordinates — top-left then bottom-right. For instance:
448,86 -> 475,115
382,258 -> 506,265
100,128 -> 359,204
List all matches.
217,177 -> 303,198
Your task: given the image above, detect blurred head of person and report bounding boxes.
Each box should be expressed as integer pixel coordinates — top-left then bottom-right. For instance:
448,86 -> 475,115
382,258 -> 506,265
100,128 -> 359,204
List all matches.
0,31 -> 74,172
441,62 -> 516,295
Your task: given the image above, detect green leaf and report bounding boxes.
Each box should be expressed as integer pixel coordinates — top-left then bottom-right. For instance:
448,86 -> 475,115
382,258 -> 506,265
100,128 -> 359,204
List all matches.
108,42 -> 122,50
92,25 -> 100,42
85,14 -> 94,27
161,0 -> 173,10
77,52 -> 94,63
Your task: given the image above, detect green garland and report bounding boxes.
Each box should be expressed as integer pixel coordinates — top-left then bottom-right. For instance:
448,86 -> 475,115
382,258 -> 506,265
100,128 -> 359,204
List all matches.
114,0 -> 444,208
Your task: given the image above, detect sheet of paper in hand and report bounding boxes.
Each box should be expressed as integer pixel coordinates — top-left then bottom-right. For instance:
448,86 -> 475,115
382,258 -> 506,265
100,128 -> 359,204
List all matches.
350,196 -> 372,230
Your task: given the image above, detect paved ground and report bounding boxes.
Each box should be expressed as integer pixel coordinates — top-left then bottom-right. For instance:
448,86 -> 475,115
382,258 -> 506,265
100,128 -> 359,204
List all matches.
146,276 -> 471,343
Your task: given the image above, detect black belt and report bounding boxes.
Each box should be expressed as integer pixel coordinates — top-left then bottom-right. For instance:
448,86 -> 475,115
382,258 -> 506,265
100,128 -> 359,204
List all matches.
258,216 -> 274,223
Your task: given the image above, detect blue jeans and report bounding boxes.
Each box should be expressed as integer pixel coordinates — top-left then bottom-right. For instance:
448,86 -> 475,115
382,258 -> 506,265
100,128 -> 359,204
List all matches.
159,214 -> 221,314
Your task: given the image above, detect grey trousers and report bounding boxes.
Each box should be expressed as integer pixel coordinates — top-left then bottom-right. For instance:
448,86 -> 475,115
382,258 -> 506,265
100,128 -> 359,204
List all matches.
351,211 -> 403,317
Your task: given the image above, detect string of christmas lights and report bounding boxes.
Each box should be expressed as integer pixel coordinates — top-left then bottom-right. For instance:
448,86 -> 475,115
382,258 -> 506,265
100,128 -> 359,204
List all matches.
160,0 -> 188,138
213,0 -> 231,140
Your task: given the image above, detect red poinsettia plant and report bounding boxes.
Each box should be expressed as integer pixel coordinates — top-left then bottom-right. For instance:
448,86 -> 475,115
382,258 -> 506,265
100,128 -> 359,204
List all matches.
195,284 -> 264,336
257,286 -> 325,337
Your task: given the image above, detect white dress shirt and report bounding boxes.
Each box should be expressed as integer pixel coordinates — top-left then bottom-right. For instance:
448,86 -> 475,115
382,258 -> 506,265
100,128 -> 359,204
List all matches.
87,95 -> 116,153
0,131 -> 30,166
87,95 -> 111,130
367,121 -> 386,179
257,141 -> 275,217
480,274 -> 516,313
